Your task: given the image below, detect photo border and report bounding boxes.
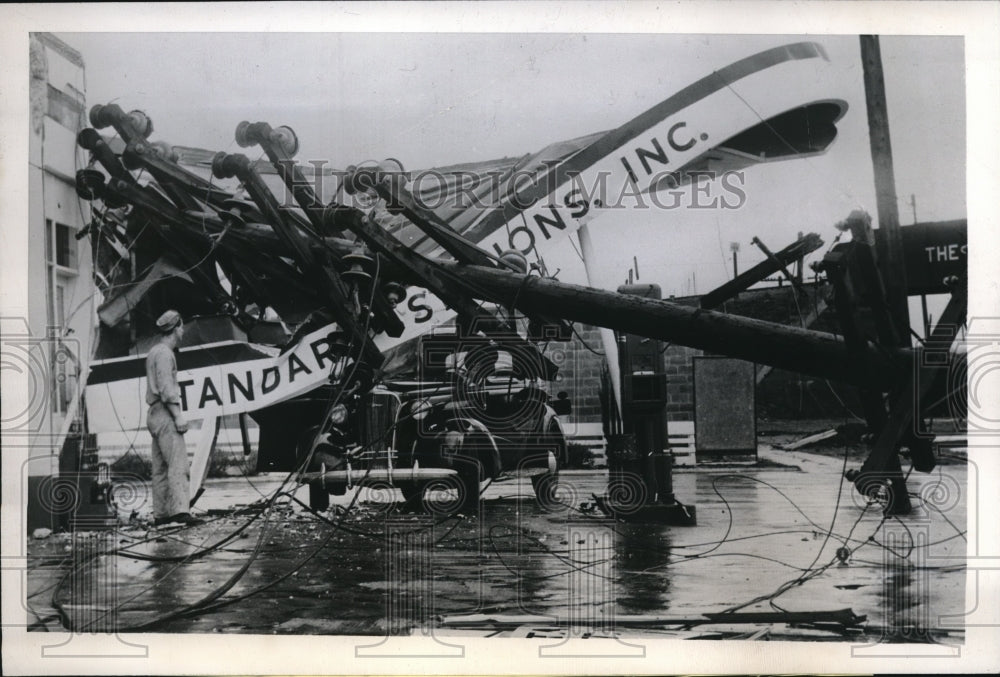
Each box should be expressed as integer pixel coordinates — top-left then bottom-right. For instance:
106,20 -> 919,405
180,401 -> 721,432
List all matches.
2,2 -> 998,675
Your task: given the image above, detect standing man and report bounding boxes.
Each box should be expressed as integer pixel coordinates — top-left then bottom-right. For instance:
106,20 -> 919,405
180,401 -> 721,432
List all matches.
146,310 -> 202,526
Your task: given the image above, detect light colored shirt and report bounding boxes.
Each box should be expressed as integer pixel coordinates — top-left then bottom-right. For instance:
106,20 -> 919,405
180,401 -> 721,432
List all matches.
146,342 -> 181,406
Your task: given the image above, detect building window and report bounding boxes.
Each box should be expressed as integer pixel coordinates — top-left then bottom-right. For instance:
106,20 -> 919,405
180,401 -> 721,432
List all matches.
46,219 -> 78,271
45,219 -> 79,414
46,84 -> 85,131
54,306 -> 75,415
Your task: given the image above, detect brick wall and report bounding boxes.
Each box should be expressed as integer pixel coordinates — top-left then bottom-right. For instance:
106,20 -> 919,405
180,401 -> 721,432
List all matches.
544,283 -> 845,426
663,344 -> 702,421
543,325 -> 702,425
543,324 -> 605,429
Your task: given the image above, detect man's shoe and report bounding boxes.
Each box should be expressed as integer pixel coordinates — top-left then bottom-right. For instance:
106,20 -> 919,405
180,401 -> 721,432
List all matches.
173,513 -> 205,526
153,513 -> 204,527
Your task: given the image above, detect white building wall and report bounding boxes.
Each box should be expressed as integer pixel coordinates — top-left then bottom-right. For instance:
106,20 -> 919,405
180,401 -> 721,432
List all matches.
27,33 -> 94,479
43,43 -> 84,97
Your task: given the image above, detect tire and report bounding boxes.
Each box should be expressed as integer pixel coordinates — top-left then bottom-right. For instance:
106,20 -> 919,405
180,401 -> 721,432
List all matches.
530,471 -> 559,509
398,476 -> 477,517
308,480 -> 330,512
531,418 -> 566,509
541,417 -> 567,468
442,419 -> 498,515
400,482 -> 425,503
399,482 -> 427,513
456,465 -> 483,514
420,476 -> 469,517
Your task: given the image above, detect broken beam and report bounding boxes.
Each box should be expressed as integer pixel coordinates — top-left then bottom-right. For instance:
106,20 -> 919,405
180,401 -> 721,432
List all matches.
212,153 -> 384,367
232,122 -> 405,337
439,263 -> 911,391
751,235 -> 810,300
700,233 -> 823,309
856,286 -> 966,484
89,104 -> 233,208
351,165 -> 572,338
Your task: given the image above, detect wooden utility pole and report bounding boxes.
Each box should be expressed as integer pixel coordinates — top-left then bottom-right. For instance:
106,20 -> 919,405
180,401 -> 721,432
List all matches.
860,35 -> 910,345
438,262 -> 911,391
860,36 -> 918,514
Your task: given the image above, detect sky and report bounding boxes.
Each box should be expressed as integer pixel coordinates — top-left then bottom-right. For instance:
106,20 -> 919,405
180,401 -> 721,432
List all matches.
56,32 -> 966,302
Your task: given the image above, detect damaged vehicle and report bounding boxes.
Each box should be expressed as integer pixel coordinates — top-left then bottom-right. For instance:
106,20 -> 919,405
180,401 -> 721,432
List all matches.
265,335 -> 571,514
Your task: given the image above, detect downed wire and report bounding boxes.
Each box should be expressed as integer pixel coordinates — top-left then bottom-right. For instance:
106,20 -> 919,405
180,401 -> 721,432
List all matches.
53,261 -> 465,631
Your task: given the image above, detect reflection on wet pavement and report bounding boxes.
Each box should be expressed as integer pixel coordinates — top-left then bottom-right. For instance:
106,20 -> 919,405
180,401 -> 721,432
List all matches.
27,464 -> 967,641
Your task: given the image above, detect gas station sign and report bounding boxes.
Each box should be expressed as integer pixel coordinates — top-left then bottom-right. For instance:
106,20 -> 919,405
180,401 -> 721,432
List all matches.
875,220 -> 967,296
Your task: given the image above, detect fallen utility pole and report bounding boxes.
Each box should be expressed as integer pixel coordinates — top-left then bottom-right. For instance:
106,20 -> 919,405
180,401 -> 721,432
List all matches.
700,232 -> 823,309
212,152 -> 385,367
440,608 -> 866,629
230,124 -> 564,347
437,262 -> 911,391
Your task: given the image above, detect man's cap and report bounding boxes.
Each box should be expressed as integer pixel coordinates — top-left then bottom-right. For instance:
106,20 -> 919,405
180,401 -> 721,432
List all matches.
156,309 -> 182,333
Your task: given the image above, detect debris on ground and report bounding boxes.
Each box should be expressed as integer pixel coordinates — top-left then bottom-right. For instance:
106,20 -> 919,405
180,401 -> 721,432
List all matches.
781,429 -> 838,450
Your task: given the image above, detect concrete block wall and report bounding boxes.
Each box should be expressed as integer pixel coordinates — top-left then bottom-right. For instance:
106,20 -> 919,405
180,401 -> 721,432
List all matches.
543,283 -> 839,428
543,324 -> 605,431
663,344 -> 702,421
544,325 -> 703,427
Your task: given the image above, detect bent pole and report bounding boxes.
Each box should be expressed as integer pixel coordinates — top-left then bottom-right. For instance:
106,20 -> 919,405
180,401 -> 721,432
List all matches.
438,262 -> 910,391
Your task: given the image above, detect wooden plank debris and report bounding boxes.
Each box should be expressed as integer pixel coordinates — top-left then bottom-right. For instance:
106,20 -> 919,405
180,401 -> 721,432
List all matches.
781,429 -> 838,450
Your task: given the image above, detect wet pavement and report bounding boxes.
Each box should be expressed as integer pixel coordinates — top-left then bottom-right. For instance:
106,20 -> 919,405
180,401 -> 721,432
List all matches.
26,447 -> 968,642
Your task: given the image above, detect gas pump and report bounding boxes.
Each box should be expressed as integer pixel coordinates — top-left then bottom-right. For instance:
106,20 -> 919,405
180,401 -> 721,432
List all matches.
598,284 -> 696,525
57,419 -> 118,531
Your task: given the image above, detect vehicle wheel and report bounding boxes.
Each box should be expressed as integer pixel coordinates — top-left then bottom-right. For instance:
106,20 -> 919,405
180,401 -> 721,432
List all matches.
399,482 -> 427,512
442,419 -> 498,514
296,425 -> 322,466
531,418 -> 566,510
531,471 -> 560,510
400,482 -> 424,503
456,465 -> 483,514
308,480 -> 330,512
417,475 -> 469,517
542,417 -> 567,467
